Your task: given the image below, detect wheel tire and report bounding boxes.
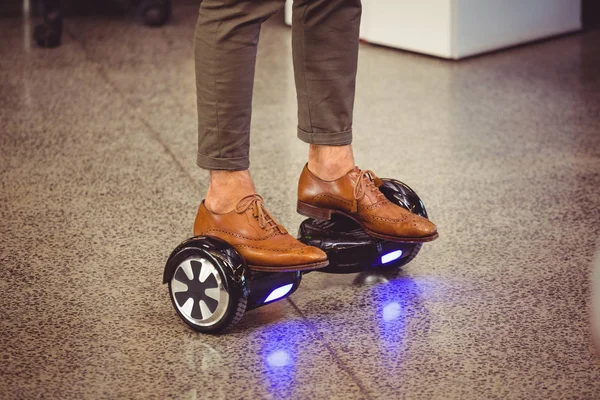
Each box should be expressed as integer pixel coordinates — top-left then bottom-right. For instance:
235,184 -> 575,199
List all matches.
168,248 -> 246,333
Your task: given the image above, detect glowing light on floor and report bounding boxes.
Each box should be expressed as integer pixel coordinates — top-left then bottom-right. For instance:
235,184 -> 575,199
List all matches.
381,250 -> 403,264
383,302 -> 402,321
266,350 -> 293,367
264,283 -> 294,303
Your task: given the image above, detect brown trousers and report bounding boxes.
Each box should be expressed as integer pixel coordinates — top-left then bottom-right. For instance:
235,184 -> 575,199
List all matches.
195,0 -> 362,170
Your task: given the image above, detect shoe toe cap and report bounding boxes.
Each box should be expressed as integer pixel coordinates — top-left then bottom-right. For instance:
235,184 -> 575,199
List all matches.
239,242 -> 328,267
294,245 -> 328,264
281,244 -> 327,266
410,215 -> 437,237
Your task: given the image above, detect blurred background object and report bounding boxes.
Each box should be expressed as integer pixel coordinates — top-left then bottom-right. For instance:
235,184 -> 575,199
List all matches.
33,0 -> 62,48
4,0 -> 594,51
582,0 -> 600,28
25,0 -> 172,48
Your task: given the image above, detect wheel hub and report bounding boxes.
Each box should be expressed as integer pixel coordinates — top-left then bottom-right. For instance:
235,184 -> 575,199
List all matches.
170,257 -> 229,327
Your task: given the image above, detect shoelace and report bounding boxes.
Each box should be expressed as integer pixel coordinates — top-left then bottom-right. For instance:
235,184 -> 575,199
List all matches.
353,169 -> 386,202
234,194 -> 287,234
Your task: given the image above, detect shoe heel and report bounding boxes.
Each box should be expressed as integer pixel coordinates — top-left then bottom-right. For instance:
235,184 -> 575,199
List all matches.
297,200 -> 334,220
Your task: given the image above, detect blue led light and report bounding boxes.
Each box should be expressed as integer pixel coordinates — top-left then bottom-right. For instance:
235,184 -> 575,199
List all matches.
267,350 -> 293,367
382,302 -> 402,322
264,283 -> 294,303
381,250 -> 403,264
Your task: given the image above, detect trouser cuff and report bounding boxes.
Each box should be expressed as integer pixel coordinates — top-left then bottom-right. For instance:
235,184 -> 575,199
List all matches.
297,126 -> 353,146
196,152 -> 249,170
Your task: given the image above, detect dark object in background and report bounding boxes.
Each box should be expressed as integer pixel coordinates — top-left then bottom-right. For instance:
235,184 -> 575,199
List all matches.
34,0 -> 62,48
136,0 -> 171,27
33,0 -> 172,48
583,0 -> 600,29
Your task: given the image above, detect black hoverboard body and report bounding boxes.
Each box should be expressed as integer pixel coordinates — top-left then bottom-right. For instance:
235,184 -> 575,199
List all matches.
163,178 -> 429,333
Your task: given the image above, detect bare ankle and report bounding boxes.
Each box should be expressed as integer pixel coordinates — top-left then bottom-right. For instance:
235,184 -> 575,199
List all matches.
205,170 -> 256,213
307,144 -> 355,181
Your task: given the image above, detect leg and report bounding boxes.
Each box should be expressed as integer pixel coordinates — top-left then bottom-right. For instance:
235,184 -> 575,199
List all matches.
193,0 -> 328,271
292,0 -> 438,242
205,170 -> 255,213
291,0 -> 362,180
194,0 -> 284,212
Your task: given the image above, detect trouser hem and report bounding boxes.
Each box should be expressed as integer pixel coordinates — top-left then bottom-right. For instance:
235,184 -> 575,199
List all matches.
297,127 -> 353,146
196,152 -> 249,170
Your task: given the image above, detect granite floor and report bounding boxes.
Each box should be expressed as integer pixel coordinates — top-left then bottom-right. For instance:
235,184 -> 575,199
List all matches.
1,3 -> 600,399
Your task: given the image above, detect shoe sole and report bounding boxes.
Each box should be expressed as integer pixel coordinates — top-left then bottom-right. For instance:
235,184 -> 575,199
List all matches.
248,260 -> 329,273
297,200 -> 439,243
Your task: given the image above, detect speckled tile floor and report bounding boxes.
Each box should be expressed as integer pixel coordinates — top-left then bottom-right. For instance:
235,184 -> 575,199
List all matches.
1,4 -> 600,399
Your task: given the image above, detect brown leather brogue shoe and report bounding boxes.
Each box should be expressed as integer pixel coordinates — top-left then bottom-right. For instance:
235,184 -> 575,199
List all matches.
297,164 -> 438,243
194,194 -> 328,272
